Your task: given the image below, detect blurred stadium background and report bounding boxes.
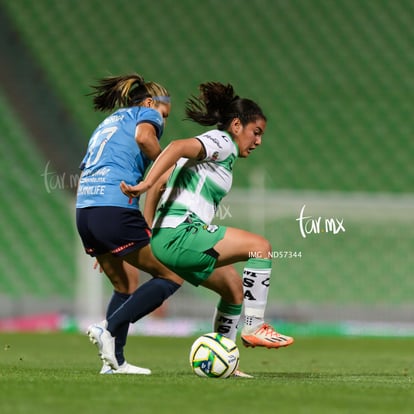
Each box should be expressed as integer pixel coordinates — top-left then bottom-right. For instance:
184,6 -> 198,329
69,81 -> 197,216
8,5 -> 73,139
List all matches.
0,0 -> 413,336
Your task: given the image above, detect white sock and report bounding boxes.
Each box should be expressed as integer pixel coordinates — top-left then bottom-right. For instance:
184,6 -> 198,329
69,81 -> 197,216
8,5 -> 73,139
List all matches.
242,258 -> 272,330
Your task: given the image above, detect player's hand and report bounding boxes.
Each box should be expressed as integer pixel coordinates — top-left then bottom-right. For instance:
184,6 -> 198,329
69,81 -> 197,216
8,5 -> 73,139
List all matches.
120,181 -> 150,198
93,260 -> 103,273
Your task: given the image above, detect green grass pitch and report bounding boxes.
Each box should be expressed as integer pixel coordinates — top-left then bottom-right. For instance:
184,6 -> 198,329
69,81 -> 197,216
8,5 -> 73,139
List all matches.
1,333 -> 413,414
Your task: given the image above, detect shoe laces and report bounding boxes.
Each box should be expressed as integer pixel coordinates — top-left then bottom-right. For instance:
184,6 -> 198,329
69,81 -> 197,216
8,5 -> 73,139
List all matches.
257,323 -> 280,338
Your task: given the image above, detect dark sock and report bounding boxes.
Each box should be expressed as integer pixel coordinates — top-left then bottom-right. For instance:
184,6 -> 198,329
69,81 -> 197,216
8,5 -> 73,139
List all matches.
107,278 -> 181,333
106,291 -> 130,365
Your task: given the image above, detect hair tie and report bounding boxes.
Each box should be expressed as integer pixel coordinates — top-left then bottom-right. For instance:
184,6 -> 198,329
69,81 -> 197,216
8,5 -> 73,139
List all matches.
152,96 -> 171,104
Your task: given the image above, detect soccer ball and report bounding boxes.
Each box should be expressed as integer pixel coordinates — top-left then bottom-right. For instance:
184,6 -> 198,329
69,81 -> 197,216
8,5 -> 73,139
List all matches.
189,332 -> 239,378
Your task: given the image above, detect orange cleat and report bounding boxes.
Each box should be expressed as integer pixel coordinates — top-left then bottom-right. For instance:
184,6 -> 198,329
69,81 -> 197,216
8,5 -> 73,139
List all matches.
241,323 -> 294,349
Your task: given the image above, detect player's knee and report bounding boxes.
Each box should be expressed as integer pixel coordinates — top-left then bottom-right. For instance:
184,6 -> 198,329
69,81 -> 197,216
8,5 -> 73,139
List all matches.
251,235 -> 272,257
156,272 -> 184,286
111,278 -> 132,294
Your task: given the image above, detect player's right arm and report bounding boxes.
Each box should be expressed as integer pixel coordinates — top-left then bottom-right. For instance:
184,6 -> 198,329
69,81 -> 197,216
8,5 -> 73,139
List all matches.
120,138 -> 205,198
135,122 -> 162,161
143,167 -> 173,227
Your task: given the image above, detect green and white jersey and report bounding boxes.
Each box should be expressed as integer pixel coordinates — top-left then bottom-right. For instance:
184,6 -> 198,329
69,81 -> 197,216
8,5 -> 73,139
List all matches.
153,129 -> 238,228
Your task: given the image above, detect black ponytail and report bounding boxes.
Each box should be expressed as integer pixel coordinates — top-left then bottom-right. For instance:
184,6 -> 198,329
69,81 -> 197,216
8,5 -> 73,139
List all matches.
89,74 -> 149,111
185,82 -> 266,129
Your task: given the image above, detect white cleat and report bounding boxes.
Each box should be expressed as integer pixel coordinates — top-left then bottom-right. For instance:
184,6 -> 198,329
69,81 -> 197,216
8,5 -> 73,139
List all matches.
100,361 -> 152,375
87,320 -> 119,370
233,369 -> 254,378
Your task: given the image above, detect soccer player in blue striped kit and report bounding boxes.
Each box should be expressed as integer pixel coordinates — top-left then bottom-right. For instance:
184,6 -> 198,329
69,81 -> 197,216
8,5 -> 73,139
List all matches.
76,73 -> 183,374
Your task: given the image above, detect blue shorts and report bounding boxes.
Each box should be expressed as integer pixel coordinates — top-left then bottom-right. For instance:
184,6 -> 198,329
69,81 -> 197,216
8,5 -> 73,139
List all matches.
76,206 -> 151,257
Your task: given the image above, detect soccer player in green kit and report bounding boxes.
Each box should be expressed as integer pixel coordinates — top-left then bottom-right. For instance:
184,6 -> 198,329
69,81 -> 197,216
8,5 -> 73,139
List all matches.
121,82 -> 294,371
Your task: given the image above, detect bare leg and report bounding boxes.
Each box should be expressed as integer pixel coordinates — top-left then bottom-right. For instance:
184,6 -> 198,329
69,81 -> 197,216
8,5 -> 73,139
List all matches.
213,227 -> 271,266
97,253 -> 139,294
